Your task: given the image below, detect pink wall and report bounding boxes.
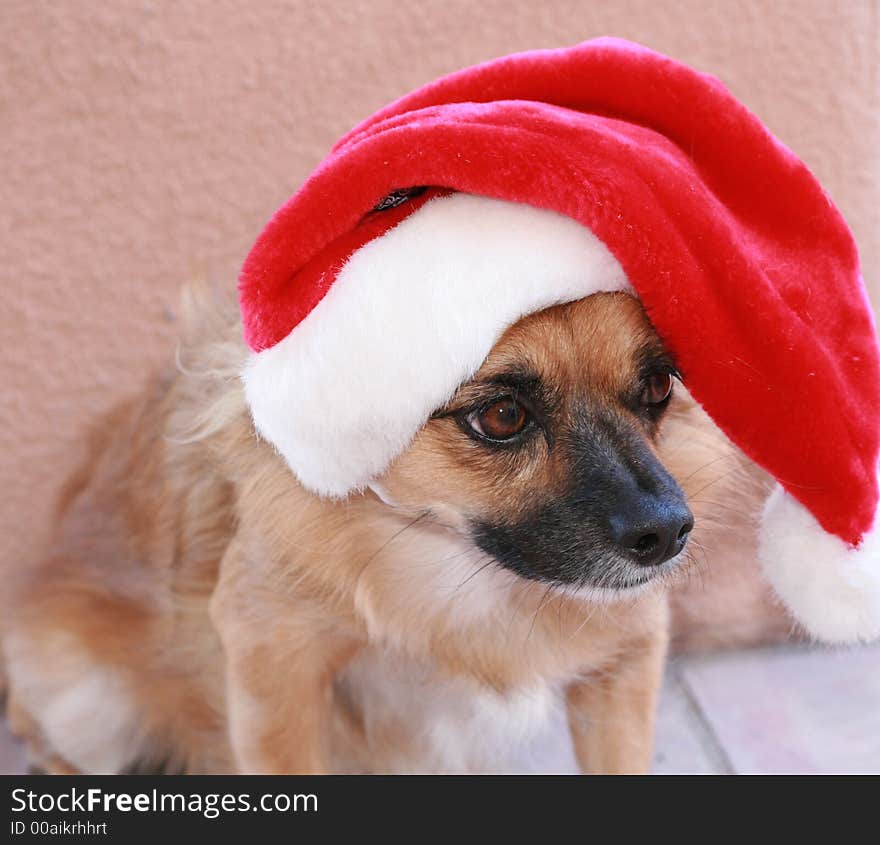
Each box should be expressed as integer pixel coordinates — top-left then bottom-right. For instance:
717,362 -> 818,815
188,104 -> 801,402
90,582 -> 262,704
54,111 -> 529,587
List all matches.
2,1 -> 878,572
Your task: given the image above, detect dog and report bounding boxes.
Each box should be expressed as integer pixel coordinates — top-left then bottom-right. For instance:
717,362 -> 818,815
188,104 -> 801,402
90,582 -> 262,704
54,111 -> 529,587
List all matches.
1,283 -> 790,774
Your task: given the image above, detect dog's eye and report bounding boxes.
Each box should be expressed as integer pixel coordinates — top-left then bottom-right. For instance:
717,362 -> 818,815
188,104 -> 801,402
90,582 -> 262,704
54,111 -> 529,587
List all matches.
641,372 -> 674,406
467,398 -> 530,441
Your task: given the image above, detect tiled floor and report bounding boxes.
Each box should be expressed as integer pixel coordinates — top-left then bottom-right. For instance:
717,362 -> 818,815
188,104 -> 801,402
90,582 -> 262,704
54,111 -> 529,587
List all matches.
0,714 -> 28,776
656,644 -> 880,774
3,644 -> 878,774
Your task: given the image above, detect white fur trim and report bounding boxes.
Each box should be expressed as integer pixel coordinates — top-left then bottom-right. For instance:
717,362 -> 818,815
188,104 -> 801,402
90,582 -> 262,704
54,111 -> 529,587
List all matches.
758,481 -> 880,644
243,192 -> 629,496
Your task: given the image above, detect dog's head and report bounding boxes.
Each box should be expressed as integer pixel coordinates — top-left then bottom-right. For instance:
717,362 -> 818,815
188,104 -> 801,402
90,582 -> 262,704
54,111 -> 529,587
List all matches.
375,292 -> 693,595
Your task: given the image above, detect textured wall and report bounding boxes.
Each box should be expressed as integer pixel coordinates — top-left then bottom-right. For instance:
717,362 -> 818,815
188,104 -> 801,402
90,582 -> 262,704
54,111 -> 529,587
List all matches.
2,1 -> 878,571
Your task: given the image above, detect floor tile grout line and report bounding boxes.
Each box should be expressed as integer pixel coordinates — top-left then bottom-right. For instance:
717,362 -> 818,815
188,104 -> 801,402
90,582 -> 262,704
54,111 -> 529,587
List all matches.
672,664 -> 737,775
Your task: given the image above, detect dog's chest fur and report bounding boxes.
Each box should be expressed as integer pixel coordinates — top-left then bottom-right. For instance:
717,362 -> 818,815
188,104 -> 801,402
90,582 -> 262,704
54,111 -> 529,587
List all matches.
332,648 -> 578,774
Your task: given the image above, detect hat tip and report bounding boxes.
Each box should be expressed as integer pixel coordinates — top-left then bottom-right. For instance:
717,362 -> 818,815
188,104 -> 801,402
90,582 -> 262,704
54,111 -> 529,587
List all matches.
758,480 -> 880,645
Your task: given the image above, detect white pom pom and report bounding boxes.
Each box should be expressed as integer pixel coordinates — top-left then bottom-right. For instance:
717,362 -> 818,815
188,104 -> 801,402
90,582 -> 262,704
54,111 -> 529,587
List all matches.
758,482 -> 880,644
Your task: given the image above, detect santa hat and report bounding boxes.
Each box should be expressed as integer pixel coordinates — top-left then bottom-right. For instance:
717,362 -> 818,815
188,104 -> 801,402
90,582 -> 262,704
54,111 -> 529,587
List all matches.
239,38 -> 880,645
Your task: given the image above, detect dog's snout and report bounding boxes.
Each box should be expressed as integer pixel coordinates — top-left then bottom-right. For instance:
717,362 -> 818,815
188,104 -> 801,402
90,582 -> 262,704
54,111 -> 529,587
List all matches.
609,498 -> 694,567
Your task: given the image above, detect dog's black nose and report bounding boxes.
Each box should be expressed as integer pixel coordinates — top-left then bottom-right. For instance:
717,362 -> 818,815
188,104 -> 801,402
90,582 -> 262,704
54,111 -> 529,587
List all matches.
609,499 -> 694,567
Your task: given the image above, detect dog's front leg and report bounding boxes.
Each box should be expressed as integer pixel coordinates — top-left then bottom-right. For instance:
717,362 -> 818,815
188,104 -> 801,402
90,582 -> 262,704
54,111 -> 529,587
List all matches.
565,626 -> 668,775
210,537 -> 360,774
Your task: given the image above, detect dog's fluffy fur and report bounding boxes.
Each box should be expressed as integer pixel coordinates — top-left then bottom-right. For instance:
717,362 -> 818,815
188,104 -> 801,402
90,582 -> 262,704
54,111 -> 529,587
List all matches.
1,283 -> 793,774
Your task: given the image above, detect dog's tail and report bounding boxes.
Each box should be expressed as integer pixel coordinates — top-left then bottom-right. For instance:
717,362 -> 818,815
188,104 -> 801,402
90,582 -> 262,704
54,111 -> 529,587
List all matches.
669,547 -> 802,654
663,395 -> 803,654
164,278 -> 248,447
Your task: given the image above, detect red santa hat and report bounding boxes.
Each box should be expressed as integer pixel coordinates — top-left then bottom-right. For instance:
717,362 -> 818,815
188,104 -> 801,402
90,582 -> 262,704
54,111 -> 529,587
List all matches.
238,38 -> 880,644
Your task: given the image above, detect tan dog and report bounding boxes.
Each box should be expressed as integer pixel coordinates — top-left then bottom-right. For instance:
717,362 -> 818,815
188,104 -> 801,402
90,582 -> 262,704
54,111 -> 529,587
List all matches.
1,285 -> 788,774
